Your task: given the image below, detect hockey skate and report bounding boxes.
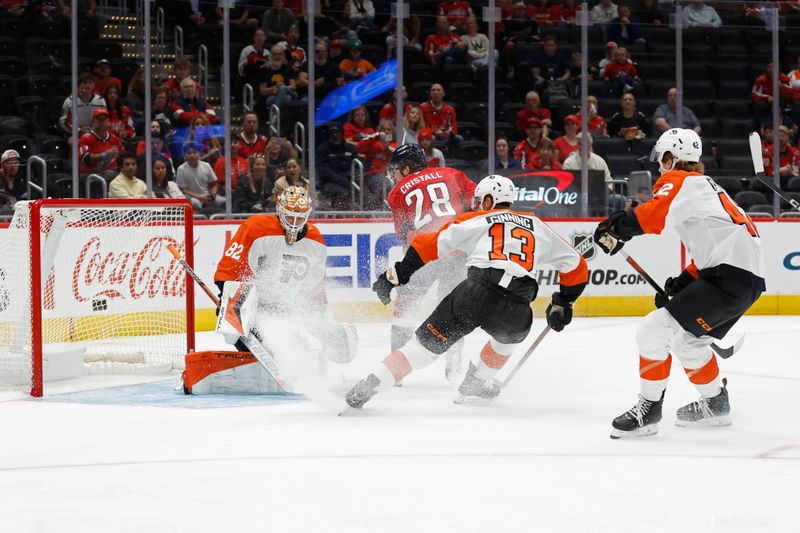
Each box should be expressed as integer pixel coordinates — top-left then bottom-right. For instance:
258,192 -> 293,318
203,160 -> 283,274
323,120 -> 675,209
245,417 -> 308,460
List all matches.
610,392 -> 664,439
675,378 -> 732,427
454,362 -> 501,404
344,373 -> 381,409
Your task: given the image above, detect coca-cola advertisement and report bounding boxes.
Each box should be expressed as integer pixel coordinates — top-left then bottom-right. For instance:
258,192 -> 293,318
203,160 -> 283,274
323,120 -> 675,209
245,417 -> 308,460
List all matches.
494,170 -> 607,217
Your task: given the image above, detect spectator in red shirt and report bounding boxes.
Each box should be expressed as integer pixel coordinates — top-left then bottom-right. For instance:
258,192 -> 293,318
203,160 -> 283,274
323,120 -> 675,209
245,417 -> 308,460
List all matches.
344,105 -> 375,147
93,59 -> 122,96
559,0 -> 580,23
514,117 -> 546,169
528,0 -> 559,26
577,95 -> 609,137
516,90 -> 553,139
170,78 -> 217,127
238,112 -> 268,158
102,85 -> 135,140
437,0 -> 474,31
554,114 -> 580,163
751,60 -> 796,119
419,83 -> 463,153
423,16 -> 466,66
358,119 -> 397,178
163,57 -> 204,104
78,108 -> 125,179
604,46 -> 641,95
527,139 -> 562,171
214,137 -> 249,196
763,125 -> 799,188
379,86 -> 411,125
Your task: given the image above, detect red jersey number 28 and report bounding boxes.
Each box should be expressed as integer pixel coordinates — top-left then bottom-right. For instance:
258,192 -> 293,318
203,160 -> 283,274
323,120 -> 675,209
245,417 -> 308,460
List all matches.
488,223 -> 535,271
405,183 -> 456,229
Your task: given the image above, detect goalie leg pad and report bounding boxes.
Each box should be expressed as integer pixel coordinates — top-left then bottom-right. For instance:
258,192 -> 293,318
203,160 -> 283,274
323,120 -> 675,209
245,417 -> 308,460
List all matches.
183,351 -> 289,395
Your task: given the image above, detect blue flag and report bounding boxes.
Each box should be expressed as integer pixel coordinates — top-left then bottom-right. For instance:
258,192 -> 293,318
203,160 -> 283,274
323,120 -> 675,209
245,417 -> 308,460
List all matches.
315,59 -> 397,126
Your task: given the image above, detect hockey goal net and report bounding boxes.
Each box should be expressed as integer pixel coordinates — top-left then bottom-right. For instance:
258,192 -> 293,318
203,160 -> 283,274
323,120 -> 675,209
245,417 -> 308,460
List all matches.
0,199 -> 195,396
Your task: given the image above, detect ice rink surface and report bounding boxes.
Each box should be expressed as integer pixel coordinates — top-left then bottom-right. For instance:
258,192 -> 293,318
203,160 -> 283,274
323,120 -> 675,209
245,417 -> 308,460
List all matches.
1,315 -> 799,533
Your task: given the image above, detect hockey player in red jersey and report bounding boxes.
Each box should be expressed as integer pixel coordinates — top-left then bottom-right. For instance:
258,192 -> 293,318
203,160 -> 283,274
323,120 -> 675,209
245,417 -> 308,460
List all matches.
214,185 -> 356,364
385,144 -> 477,380
593,128 -> 765,438
345,175 -> 589,409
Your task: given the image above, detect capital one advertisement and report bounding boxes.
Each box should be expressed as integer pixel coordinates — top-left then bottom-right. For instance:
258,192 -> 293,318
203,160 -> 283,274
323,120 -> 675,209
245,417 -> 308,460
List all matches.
495,169 -> 607,217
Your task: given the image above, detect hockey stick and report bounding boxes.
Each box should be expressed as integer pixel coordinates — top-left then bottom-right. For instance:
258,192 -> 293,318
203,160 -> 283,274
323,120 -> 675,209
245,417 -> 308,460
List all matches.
618,249 -> 743,359
493,325 -> 551,389
167,244 -> 286,386
748,131 -> 800,212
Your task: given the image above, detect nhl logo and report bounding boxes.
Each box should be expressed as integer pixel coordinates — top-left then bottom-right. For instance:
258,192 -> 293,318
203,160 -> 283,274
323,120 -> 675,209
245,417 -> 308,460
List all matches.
571,232 -> 596,261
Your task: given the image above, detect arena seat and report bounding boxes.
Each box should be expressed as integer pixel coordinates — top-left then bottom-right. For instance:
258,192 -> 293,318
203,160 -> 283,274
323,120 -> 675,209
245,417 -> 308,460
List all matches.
456,141 -> 489,162
713,100 -> 751,117
735,191 -> 768,210
786,177 -> 800,192
720,117 -> 757,138
714,177 -> 743,196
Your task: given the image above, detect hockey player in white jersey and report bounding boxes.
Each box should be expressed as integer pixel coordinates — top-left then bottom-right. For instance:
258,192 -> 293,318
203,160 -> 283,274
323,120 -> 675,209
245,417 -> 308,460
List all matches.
593,128 -> 765,438
345,175 -> 589,409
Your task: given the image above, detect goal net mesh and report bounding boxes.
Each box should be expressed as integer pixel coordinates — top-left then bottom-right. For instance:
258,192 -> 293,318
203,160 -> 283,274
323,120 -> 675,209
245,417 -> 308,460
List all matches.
0,201 -> 191,392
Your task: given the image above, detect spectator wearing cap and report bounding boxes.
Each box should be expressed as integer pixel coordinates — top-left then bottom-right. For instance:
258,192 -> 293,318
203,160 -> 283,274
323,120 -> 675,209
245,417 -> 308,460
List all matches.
238,112 -> 269,158
419,84 -> 463,152
607,4 -> 645,46
591,0 -> 618,24
261,0 -> 296,41
763,125 -> 800,187
213,137 -> 249,197
483,137 -> 521,171
608,91 -> 649,140
238,28 -> 271,87
311,40 -> 345,100
350,0 -> 376,29
0,150 -> 26,213
652,87 -> 701,135
561,132 -> 612,182
255,45 -> 298,117
597,41 -> 618,77
527,139 -> 562,171
277,23 -> 307,67
109,152 -> 147,199
514,117 -> 546,169
437,0 -> 474,32
682,0 -> 721,28
419,128 -> 446,167
170,78 -> 217,127
316,124 -> 357,209
93,59 -> 122,96
516,90 -> 553,139
78,108 -> 125,179
339,40 -> 377,81
554,114 -> 580,163
176,143 -> 225,210
424,16 -> 466,66
60,72 -> 107,140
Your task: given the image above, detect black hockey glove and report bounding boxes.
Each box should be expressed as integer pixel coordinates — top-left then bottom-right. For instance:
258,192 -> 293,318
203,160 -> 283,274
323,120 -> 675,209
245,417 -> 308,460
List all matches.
546,292 -> 573,332
593,211 -> 627,255
654,269 -> 696,309
372,267 -> 399,305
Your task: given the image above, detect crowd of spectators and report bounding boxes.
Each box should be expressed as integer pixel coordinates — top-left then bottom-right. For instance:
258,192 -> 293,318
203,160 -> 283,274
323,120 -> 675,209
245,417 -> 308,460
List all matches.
4,0 -> 800,216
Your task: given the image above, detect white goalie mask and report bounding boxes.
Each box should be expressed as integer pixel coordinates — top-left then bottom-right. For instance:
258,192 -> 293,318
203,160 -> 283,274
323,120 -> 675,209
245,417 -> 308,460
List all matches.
472,175 -> 517,210
277,185 -> 312,244
650,128 -> 702,174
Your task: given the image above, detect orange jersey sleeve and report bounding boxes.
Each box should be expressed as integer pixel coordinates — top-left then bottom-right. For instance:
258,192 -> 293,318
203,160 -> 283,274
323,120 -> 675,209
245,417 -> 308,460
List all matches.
214,215 -> 285,283
409,210 -> 489,264
633,170 -> 697,235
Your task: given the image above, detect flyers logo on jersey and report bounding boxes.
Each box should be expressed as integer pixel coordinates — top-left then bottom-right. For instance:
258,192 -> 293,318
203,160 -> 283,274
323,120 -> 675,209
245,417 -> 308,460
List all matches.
279,254 -> 310,283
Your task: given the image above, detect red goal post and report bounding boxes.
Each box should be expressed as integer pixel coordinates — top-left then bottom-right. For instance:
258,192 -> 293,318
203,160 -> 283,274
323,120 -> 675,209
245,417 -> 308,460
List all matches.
0,199 -> 196,396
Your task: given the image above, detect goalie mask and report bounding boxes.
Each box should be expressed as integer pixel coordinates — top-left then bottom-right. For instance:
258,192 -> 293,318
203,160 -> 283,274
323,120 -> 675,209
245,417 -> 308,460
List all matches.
650,128 -> 702,174
472,175 -> 516,210
277,186 -> 311,244
386,143 -> 427,182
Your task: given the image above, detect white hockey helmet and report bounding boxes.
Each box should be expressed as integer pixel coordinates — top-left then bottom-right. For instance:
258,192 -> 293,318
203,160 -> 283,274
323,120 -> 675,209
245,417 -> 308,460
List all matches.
650,128 -> 702,173
277,185 -> 312,244
472,175 -> 516,210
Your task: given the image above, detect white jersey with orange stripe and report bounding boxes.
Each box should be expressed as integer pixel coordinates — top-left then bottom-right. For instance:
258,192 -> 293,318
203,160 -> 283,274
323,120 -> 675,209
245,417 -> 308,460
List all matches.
410,209 -> 588,286
633,170 -> 765,279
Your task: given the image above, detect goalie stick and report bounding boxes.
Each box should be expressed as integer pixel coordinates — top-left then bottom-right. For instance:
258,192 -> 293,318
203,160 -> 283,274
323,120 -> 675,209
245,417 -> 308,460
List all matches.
619,249 -> 744,359
748,131 -> 800,213
167,244 -> 287,389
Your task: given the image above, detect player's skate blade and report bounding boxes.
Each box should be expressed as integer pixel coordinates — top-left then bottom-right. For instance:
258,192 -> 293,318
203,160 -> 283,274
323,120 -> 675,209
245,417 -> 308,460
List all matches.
454,362 -> 501,404
609,392 -> 664,439
675,378 -> 732,427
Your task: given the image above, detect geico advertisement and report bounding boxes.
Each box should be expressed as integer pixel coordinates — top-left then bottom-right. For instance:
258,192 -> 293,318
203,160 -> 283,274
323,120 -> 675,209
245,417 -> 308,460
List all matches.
754,221 -> 800,294
192,219 -> 684,305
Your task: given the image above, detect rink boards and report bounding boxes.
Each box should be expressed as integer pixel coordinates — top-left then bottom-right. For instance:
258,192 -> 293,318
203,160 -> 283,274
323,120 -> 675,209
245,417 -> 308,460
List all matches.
190,218 -> 800,329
